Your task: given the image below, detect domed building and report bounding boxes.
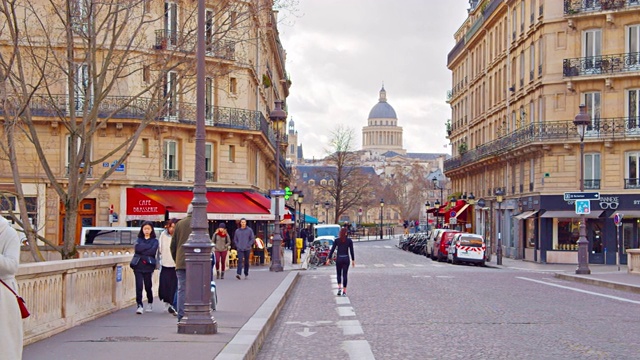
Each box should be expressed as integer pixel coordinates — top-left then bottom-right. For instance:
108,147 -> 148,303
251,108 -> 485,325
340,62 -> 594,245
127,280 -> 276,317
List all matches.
362,85 -> 406,156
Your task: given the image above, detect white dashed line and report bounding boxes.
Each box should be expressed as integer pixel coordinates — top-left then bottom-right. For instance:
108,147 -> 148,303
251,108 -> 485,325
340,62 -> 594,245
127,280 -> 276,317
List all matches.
342,340 -> 375,360
384,246 -> 392,249
337,306 -> 356,317
374,264 -> 385,267
517,276 -> 640,304
393,264 -> 406,267
336,297 -> 350,305
337,320 -> 364,335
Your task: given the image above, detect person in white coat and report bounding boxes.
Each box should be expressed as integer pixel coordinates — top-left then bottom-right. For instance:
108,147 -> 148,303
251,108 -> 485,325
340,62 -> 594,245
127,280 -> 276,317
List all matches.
0,216 -> 23,359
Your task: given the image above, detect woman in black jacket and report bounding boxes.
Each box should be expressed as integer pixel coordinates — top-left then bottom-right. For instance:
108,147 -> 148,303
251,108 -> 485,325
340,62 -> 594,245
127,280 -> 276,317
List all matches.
327,227 -> 355,296
132,221 -> 159,314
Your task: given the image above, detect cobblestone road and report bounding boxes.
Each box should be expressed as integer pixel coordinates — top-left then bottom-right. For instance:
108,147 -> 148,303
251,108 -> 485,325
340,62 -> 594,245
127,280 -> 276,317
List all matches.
257,239 -> 640,360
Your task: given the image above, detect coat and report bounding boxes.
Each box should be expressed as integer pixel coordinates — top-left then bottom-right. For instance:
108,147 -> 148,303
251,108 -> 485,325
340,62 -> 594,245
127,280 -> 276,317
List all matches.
233,226 -> 255,251
212,231 -> 231,252
171,215 -> 191,270
133,236 -> 159,273
0,216 -> 23,360
158,230 -> 176,268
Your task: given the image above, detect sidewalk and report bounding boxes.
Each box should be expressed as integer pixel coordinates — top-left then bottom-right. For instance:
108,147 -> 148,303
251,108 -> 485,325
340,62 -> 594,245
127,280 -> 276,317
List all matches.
487,256 -> 640,294
22,250 -> 307,360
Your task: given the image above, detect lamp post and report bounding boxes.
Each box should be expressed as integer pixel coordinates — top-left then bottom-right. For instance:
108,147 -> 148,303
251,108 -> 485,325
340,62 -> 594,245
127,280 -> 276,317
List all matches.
574,104 -> 591,275
298,192 -> 305,229
433,177 -> 444,228
379,199 -> 384,239
425,201 -> 431,232
269,100 -> 287,273
477,198 -> 487,257
434,199 -> 441,228
314,201 -> 319,219
495,188 -> 505,265
179,0 -> 216,333
324,201 -> 330,224
292,188 -> 300,265
358,208 -> 363,230
467,192 -> 476,233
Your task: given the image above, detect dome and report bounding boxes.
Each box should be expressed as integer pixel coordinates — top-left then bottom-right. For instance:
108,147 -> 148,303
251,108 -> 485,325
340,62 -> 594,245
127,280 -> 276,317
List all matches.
368,86 -> 397,119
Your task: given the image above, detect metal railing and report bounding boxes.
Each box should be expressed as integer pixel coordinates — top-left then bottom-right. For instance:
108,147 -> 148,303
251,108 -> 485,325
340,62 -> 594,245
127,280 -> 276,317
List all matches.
585,179 -> 601,189
625,178 -> 640,189
564,0 -> 639,15
163,169 -> 180,181
563,52 -> 640,77
154,29 -> 235,61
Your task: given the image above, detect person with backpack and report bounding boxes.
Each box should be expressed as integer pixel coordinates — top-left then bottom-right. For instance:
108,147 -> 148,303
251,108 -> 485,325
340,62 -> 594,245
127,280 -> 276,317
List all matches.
212,222 -> 231,279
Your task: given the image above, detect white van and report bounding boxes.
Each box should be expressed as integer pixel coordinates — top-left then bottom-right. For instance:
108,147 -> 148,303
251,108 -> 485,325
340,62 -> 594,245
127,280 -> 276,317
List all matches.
80,227 -> 164,246
314,224 -> 341,242
447,233 -> 486,266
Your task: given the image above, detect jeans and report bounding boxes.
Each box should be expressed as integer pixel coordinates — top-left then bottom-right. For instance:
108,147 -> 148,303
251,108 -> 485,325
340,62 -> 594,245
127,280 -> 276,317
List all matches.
215,250 -> 228,272
134,271 -> 153,306
176,269 -> 186,320
236,250 -> 251,276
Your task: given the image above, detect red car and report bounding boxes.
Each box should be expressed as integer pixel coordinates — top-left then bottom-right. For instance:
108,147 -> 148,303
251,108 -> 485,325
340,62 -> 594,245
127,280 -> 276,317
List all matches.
431,230 -> 460,262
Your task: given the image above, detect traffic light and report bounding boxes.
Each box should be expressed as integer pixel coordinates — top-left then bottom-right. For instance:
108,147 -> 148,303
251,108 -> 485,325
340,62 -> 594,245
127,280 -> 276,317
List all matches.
284,186 -> 293,200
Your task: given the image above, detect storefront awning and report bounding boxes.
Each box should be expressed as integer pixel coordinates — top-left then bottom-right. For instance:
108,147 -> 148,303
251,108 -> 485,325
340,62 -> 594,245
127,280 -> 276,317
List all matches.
609,211 -> 640,218
126,188 -> 274,221
541,210 -> 603,219
514,210 -> 539,220
453,204 -> 470,219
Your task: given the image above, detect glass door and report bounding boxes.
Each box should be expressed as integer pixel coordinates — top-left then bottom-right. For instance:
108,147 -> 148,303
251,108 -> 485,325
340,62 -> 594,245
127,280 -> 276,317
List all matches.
588,220 -> 604,264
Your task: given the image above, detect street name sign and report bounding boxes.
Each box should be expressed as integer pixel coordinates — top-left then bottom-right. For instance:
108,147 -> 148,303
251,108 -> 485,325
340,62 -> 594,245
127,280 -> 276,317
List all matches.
270,189 -> 285,196
563,192 -> 600,201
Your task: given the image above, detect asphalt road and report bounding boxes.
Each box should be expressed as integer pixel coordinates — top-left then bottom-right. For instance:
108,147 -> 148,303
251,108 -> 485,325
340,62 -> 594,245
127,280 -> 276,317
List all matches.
256,238 -> 640,360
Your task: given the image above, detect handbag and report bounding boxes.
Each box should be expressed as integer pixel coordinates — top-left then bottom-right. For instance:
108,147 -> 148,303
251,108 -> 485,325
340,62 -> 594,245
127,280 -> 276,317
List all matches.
0,279 -> 30,319
130,254 -> 141,268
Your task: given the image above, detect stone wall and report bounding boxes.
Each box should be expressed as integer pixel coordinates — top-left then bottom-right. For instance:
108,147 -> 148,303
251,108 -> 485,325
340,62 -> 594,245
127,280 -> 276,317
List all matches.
628,249 -> 640,274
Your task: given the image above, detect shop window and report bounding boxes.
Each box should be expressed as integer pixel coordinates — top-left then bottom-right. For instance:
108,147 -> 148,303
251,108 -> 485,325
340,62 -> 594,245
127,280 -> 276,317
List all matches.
553,218 -> 579,250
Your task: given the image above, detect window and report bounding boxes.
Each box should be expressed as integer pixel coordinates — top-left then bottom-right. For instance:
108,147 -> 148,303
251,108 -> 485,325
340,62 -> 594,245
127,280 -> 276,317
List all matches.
583,92 -> 601,131
73,63 -> 92,114
164,2 -> 178,46
228,145 -> 235,162
71,0 -> 88,34
529,45 -> 535,81
143,65 -> 150,83
553,218 -> 580,250
627,24 -> 640,68
229,77 -> 237,95
512,8 -> 517,41
584,153 -> 600,189
308,179 -> 315,186
163,71 -> 178,118
205,77 -> 213,123
529,101 -> 535,125
141,138 -> 149,157
626,151 -> 640,189
583,29 -> 602,72
320,179 -> 327,186
537,37 -> 544,76
66,134 -> 92,177
529,158 -> 535,191
205,142 -> 215,181
520,1 -> 525,33
530,0 -> 536,25
205,9 -> 214,53
163,140 -> 179,180
519,52 -> 524,87
627,89 -> 640,130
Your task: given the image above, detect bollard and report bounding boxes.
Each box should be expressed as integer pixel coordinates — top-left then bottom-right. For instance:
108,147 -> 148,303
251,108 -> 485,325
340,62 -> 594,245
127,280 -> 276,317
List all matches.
295,238 -> 303,263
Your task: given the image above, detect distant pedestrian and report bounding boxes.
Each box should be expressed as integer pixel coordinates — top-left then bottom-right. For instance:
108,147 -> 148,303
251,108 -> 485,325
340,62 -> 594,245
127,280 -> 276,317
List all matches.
299,227 -> 309,254
132,221 -> 159,314
158,218 -> 178,316
0,216 -> 23,359
171,204 -> 193,322
327,226 -> 355,296
212,222 -> 231,279
233,218 -> 255,280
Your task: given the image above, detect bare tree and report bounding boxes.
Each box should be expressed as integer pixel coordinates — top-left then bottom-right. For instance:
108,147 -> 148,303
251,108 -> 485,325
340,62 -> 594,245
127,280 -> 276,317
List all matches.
317,126 -> 377,223
0,0 -> 277,259
384,163 -> 430,222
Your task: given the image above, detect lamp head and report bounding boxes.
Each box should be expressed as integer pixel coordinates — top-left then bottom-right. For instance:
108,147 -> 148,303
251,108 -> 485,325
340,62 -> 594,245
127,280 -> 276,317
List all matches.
434,199 -> 441,208
380,198 -> 384,207
495,188 -> 505,203
573,104 -> 590,139
269,100 -> 287,124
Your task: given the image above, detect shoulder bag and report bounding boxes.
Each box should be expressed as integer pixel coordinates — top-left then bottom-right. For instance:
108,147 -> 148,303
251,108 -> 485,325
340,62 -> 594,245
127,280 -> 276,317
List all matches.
130,254 -> 141,268
0,278 -> 30,319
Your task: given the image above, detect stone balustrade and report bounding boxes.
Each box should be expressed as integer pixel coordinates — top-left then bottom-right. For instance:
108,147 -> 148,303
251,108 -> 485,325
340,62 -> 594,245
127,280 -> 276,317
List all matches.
16,255 -> 157,345
628,249 -> 640,274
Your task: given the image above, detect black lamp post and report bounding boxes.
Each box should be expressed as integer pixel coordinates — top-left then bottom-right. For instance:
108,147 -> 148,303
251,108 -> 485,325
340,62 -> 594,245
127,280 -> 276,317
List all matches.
433,177 -> 444,228
314,201 -> 319,219
291,188 -> 300,264
269,100 -> 287,273
379,199 -> 384,239
477,198 -> 487,255
467,192 -> 476,233
434,199 -> 441,228
425,201 -> 431,231
179,0 -> 216,334
298,192 -> 305,229
324,201 -> 330,224
574,104 -> 591,275
495,188 -> 505,265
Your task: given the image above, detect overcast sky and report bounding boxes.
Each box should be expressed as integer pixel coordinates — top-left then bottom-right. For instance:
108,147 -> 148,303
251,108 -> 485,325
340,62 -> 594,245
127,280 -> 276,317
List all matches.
278,0 -> 471,159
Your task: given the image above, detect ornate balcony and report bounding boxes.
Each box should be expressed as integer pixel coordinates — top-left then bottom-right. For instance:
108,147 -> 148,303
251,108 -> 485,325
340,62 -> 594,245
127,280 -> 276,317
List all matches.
564,0 -> 639,15
162,169 -> 180,181
585,179 -> 601,189
154,29 -> 235,61
625,178 -> 640,189
563,52 -> 640,77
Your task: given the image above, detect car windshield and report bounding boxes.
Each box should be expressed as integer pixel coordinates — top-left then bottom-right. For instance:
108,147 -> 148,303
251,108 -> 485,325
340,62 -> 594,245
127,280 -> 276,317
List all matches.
313,239 -> 334,248
315,226 -> 340,238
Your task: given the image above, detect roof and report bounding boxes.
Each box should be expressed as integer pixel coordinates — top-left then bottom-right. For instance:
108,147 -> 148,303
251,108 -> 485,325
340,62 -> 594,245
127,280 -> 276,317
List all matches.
368,85 -> 397,119
296,165 -> 377,182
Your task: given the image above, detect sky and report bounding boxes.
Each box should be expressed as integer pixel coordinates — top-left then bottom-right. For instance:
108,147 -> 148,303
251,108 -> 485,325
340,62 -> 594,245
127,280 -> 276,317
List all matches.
278,0 -> 471,159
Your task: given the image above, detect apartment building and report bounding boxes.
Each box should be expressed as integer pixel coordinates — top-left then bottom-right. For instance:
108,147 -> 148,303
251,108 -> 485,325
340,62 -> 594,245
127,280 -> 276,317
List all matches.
0,0 -> 290,253
446,0 -> 640,265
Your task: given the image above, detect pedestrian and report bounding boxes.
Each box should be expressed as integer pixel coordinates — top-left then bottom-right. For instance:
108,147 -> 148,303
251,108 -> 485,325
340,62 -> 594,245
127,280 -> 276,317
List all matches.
212,222 -> 231,279
131,221 -> 159,314
158,218 -> 178,316
327,226 -> 355,297
299,227 -> 308,254
170,204 -> 192,322
233,218 -> 255,280
0,216 -> 23,359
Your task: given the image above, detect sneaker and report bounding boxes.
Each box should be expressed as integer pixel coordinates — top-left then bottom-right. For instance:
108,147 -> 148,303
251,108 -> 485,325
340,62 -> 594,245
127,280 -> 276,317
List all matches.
145,303 -> 153,312
168,305 -> 176,315
136,305 -> 143,314
337,289 -> 342,296
342,292 -> 347,297
236,274 -> 241,280
244,275 -> 249,280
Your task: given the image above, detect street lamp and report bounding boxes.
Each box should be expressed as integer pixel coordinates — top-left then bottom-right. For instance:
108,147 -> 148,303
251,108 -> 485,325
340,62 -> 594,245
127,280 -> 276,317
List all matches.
379,199 -> 384,239
324,201 -> 330,224
477,198 -> 487,256
574,104 -> 591,275
179,0 -> 216,334
434,199 -> 441,228
358,208 -> 363,230
298,192 -> 305,229
425,201 -> 431,232
269,100 -> 287,273
292,188 -> 300,264
314,201 -> 319,219
495,188 -> 505,265
467,192 -> 476,233
433,177 -> 444,228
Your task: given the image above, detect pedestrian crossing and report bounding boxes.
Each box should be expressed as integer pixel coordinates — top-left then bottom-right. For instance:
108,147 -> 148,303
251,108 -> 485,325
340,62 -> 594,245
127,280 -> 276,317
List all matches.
348,262 -> 445,268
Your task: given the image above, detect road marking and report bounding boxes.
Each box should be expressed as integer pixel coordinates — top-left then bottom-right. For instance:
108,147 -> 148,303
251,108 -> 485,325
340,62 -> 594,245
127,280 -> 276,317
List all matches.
296,327 -> 316,337
393,264 -> 406,267
431,264 -> 444,267
336,297 -> 350,305
342,340 -> 375,360
435,275 -> 454,278
285,320 -> 332,326
517,277 -> 640,304
337,306 -> 356,317
384,245 -> 392,249
374,264 -> 385,267
413,264 -> 425,267
411,275 -> 432,278
337,320 -> 364,335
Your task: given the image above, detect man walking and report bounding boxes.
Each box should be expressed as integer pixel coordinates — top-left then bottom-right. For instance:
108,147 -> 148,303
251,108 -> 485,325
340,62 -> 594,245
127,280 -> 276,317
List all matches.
233,218 -> 255,279
170,204 -> 192,321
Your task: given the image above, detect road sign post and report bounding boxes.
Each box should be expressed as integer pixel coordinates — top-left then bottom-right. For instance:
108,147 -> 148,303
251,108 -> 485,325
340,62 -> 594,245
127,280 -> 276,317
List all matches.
614,213 -> 623,271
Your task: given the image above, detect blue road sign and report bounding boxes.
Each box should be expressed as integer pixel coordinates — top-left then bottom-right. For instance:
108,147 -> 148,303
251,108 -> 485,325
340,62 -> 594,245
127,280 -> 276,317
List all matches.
564,192 -> 600,201
575,200 -> 590,214
270,189 -> 285,196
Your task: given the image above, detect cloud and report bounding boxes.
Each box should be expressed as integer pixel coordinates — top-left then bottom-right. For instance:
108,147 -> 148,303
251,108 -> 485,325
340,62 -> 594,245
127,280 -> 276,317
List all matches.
279,0 -> 470,158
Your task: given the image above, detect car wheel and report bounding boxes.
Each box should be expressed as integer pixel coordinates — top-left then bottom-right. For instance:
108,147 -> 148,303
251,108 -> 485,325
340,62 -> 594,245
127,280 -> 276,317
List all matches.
478,260 -> 485,267
451,253 -> 459,265
437,252 -> 444,262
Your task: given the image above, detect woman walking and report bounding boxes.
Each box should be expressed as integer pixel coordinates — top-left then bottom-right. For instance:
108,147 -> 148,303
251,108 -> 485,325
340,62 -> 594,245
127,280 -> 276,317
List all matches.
132,221 -> 159,314
327,226 -> 355,296
212,222 -> 231,279
0,216 -> 23,359
158,218 -> 178,315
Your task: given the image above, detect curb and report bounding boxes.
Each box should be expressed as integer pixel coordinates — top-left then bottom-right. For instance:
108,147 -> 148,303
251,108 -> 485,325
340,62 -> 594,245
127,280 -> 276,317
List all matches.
215,271 -> 300,360
554,273 -> 640,295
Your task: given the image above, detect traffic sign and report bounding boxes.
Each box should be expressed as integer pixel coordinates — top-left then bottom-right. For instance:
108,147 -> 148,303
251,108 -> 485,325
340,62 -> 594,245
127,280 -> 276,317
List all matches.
614,213 -> 623,226
270,189 -> 285,196
564,192 -> 600,201
449,218 -> 457,225
450,210 -> 457,218
575,200 -> 590,215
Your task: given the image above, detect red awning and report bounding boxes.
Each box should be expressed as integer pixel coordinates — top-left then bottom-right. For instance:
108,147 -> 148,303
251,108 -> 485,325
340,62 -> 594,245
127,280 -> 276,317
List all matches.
443,200 -> 469,223
126,188 -> 274,221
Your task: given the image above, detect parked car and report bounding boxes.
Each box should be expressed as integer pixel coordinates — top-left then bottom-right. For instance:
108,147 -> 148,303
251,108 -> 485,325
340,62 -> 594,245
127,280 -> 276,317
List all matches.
431,230 -> 459,262
447,233 -> 486,266
425,228 -> 445,258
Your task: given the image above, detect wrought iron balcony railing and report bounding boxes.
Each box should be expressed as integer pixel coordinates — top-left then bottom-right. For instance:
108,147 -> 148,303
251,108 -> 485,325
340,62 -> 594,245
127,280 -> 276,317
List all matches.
625,178 -> 640,189
154,29 -> 235,61
563,52 -> 640,77
163,169 -> 180,181
584,179 -> 601,189
564,0 -> 639,15
444,117 -> 640,173
206,171 -> 216,182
